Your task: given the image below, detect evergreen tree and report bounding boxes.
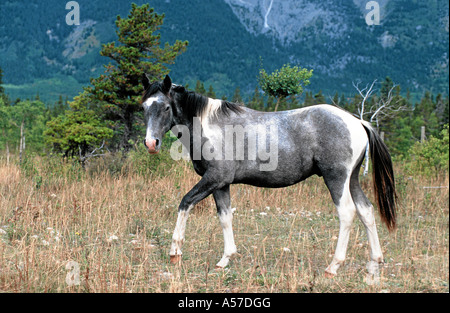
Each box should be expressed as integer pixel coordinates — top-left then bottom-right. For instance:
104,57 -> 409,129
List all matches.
345,93 -> 361,114
248,87 -> 264,111
303,91 -> 315,107
45,92 -> 113,161
206,85 -> 216,99
339,94 -> 347,109
0,66 -> 4,95
332,92 -> 340,106
51,95 -> 69,118
194,80 -> 206,95
85,3 -> 188,151
389,117 -> 414,156
286,95 -> 299,110
415,91 -> 440,138
381,76 -> 394,101
0,66 -> 9,105
435,94 -> 449,127
232,86 -> 243,104
314,90 -> 326,104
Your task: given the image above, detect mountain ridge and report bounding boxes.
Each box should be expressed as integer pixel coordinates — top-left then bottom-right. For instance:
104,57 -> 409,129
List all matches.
0,0 -> 448,103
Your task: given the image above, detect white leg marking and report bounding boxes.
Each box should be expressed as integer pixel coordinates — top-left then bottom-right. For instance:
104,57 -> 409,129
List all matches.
216,209 -> 237,268
325,182 -> 356,276
169,206 -> 193,257
356,202 -> 384,283
356,203 -> 384,264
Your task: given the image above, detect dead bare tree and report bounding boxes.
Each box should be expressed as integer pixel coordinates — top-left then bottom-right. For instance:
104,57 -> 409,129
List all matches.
353,79 -> 410,175
79,140 -> 108,169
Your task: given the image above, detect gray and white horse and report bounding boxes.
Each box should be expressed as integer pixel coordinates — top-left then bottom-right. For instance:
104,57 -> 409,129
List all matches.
142,75 -> 396,277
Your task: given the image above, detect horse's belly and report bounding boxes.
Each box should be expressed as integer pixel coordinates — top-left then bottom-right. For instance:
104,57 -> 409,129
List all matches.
233,160 -> 315,188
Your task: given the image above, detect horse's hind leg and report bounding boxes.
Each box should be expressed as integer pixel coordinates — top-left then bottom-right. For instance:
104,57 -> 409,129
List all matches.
213,185 -> 237,268
350,167 -> 384,278
323,168 -> 356,277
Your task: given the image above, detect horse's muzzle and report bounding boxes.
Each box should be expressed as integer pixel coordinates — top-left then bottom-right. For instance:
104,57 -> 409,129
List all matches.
144,139 -> 159,154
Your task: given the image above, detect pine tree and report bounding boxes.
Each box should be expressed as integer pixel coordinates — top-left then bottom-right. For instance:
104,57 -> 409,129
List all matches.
435,93 -> 449,128
232,86 -> 243,104
303,91 -> 315,107
206,85 -> 216,99
415,91 -> 440,137
313,90 -> 326,104
195,80 -> 206,95
332,92 -> 340,106
45,92 -> 113,161
339,94 -> 347,108
286,95 -> 300,109
249,87 -> 264,110
85,4 -> 188,151
0,66 -> 9,106
0,66 -> 4,95
380,76 -> 394,101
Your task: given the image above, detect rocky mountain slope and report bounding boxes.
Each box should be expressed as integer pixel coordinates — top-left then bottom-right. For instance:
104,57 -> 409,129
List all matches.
0,0 -> 448,102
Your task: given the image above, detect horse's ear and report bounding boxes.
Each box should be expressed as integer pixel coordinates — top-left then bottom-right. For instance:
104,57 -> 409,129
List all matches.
142,73 -> 151,91
163,75 -> 172,93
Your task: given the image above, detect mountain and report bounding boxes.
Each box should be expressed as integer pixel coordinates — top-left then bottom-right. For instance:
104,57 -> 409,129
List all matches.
0,0 -> 448,103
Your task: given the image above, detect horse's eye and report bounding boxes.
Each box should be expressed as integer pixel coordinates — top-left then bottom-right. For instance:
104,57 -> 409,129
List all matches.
165,106 -> 170,112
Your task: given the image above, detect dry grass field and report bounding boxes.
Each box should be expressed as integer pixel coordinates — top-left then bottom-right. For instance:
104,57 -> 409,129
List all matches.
0,156 -> 448,293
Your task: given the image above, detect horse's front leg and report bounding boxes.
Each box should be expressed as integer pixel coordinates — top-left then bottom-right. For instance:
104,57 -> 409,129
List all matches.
169,174 -> 223,264
169,205 -> 192,264
213,185 -> 237,269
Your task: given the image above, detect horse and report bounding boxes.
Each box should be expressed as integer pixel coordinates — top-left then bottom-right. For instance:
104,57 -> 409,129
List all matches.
141,75 -> 396,277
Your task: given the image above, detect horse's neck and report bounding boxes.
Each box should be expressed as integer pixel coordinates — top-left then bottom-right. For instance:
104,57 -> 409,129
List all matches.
172,111 -> 193,130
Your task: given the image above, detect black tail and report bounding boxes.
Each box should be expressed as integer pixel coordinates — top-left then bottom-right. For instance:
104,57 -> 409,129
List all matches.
362,122 -> 397,232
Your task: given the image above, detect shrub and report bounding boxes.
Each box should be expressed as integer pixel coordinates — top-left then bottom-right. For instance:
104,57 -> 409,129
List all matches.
127,135 -> 177,176
405,124 -> 449,176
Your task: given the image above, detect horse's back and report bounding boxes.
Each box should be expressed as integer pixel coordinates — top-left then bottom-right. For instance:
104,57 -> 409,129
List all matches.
262,104 -> 368,173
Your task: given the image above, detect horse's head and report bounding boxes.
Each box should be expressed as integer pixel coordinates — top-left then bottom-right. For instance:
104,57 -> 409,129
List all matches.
141,74 -> 176,154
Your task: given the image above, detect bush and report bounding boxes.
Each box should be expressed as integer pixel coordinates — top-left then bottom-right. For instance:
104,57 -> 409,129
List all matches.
85,151 -> 128,177
405,124 -> 449,176
19,153 -> 84,189
127,135 -> 177,176
86,135 -> 179,177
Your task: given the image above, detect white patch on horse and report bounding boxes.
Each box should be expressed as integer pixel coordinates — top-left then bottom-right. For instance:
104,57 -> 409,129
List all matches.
143,96 -> 161,109
201,98 -> 222,124
199,98 -> 224,160
216,209 -> 237,268
144,96 -> 163,142
318,105 -> 368,168
169,205 -> 193,257
325,176 -> 356,276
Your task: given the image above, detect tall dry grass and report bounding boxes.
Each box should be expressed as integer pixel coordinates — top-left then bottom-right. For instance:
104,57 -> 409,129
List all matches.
0,156 -> 448,293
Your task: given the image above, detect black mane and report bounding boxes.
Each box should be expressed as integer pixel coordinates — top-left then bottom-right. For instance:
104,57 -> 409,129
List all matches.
142,81 -> 243,119
172,85 -> 243,120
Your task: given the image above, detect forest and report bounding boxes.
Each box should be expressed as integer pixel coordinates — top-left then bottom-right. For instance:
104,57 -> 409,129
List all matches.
0,62 -> 448,175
